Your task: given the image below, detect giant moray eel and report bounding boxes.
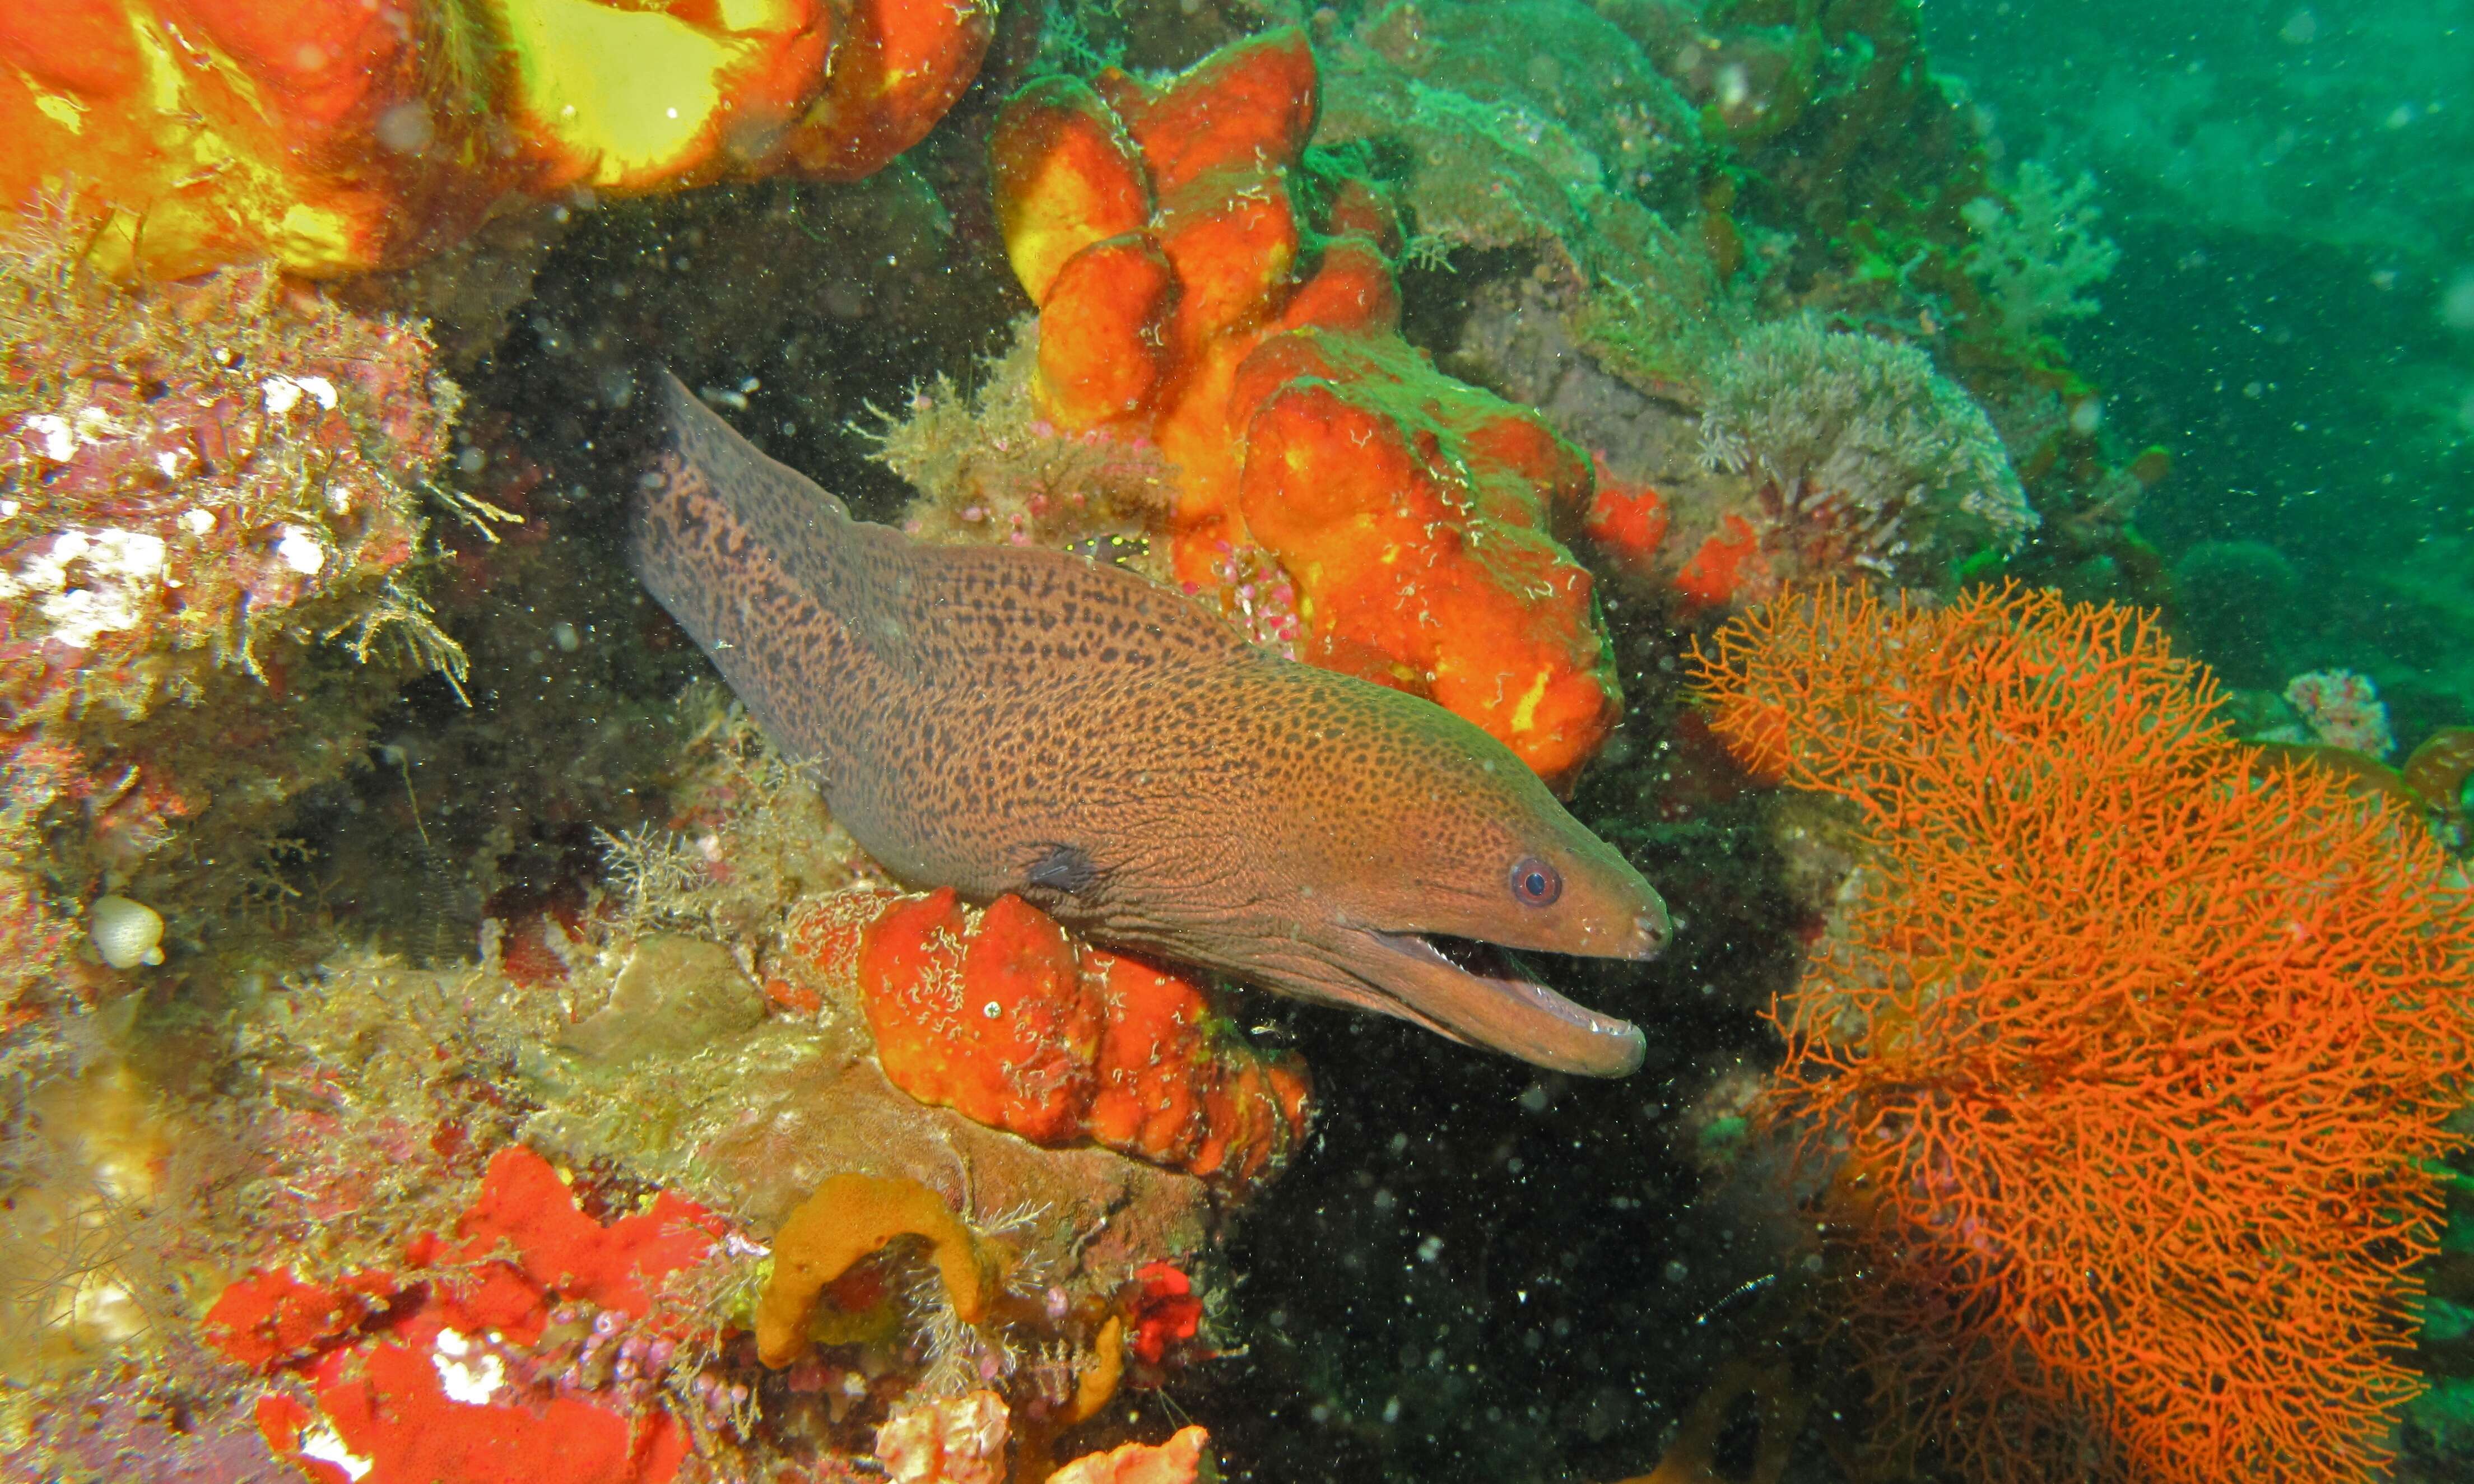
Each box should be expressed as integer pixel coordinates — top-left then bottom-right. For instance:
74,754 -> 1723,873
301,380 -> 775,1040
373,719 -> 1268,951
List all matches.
634,374 -> 1671,1076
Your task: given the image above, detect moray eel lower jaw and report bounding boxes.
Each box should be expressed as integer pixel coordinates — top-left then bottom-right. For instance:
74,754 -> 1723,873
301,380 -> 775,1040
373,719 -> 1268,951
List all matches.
1309,921 -> 1650,1078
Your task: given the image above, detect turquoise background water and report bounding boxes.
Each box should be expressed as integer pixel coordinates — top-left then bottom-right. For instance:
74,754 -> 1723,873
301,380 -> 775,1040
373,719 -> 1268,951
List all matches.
1927,0 -> 2472,732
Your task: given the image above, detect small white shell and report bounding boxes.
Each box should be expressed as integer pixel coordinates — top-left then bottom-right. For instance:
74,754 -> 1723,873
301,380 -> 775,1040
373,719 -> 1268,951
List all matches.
90,895 -> 165,969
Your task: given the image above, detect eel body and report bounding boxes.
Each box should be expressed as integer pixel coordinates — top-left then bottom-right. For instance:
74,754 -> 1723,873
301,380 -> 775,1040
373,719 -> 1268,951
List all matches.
634,373 -> 1670,1076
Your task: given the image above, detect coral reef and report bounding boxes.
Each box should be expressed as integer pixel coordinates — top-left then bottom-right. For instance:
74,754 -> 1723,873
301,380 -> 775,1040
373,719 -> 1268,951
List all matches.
16,3 -> 2413,1481
989,27 -> 1625,784
873,328 -> 1179,584
1683,317 -> 2036,603
1297,0 -> 2152,635
1694,581 -> 2474,1483
264,939 -> 1218,1473
0,667 -> 1259,1477
1,202 -> 472,1017
1472,306 -> 2040,616
1313,1 -> 1737,393
207,1146 -> 1223,1482
1625,2 -> 2164,601
206,1145 -> 725,1483
0,0 -> 996,278
1353,2 -> 1703,215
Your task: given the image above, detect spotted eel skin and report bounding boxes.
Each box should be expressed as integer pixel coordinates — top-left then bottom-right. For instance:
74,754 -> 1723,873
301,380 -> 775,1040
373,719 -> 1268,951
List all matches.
634,373 -> 1669,1075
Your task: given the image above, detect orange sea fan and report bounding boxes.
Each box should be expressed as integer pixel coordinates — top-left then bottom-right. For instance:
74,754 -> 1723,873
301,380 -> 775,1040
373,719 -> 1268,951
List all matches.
1692,581 -> 2474,1484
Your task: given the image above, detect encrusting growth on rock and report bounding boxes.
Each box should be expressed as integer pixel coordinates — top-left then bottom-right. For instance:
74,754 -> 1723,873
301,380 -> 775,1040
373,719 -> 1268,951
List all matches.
756,1173 -> 991,1368
989,27 -> 1627,784
1,198 -> 477,1015
787,886 -> 1312,1188
0,0 -> 997,277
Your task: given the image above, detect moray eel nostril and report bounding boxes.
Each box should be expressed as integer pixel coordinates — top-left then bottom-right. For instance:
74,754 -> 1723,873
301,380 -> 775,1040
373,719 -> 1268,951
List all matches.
633,371 -> 1670,1076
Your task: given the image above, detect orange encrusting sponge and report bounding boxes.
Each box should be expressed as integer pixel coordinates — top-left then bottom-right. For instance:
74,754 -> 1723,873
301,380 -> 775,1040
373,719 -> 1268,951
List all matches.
858,890 -> 1105,1146
989,28 -> 1621,788
790,888 -> 1310,1189
0,0 -> 994,278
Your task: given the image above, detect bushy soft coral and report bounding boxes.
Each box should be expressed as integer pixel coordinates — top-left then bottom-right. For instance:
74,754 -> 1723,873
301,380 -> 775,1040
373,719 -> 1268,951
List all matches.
1960,161 -> 2122,339
1686,317 -> 2035,606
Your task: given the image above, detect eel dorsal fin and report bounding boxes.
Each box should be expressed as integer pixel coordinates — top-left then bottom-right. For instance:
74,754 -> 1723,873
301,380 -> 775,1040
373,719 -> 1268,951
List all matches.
638,370 -> 862,593
633,371 -> 868,762
644,369 -> 1253,691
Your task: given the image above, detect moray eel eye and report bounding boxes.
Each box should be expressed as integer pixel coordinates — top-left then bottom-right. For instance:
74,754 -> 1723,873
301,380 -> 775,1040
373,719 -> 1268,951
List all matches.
1509,857 -> 1562,908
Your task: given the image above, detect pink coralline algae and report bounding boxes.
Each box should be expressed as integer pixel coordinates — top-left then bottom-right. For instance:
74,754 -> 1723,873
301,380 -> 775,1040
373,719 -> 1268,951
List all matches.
2,220 -> 463,695
872,1389 -> 1012,1484
1,202 -> 473,1010
2282,668 -> 2395,760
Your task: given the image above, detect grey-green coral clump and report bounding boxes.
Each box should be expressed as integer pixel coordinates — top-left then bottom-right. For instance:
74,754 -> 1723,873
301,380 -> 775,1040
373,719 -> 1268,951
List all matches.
1696,318 -> 2038,573
1961,160 -> 2122,337
1313,0 -> 1740,393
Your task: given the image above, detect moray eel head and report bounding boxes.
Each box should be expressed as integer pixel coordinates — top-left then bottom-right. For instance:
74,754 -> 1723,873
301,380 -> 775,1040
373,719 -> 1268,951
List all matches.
1308,834 -> 1667,1079
1194,669 -> 1672,1078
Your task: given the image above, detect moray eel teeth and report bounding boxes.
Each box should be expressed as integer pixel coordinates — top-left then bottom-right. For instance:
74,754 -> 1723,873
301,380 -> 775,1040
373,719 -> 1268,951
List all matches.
634,371 -> 1671,1078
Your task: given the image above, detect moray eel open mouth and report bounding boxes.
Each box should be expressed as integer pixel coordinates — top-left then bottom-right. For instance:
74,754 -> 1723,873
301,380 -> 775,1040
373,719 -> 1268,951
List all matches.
1336,926 -> 1650,1078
